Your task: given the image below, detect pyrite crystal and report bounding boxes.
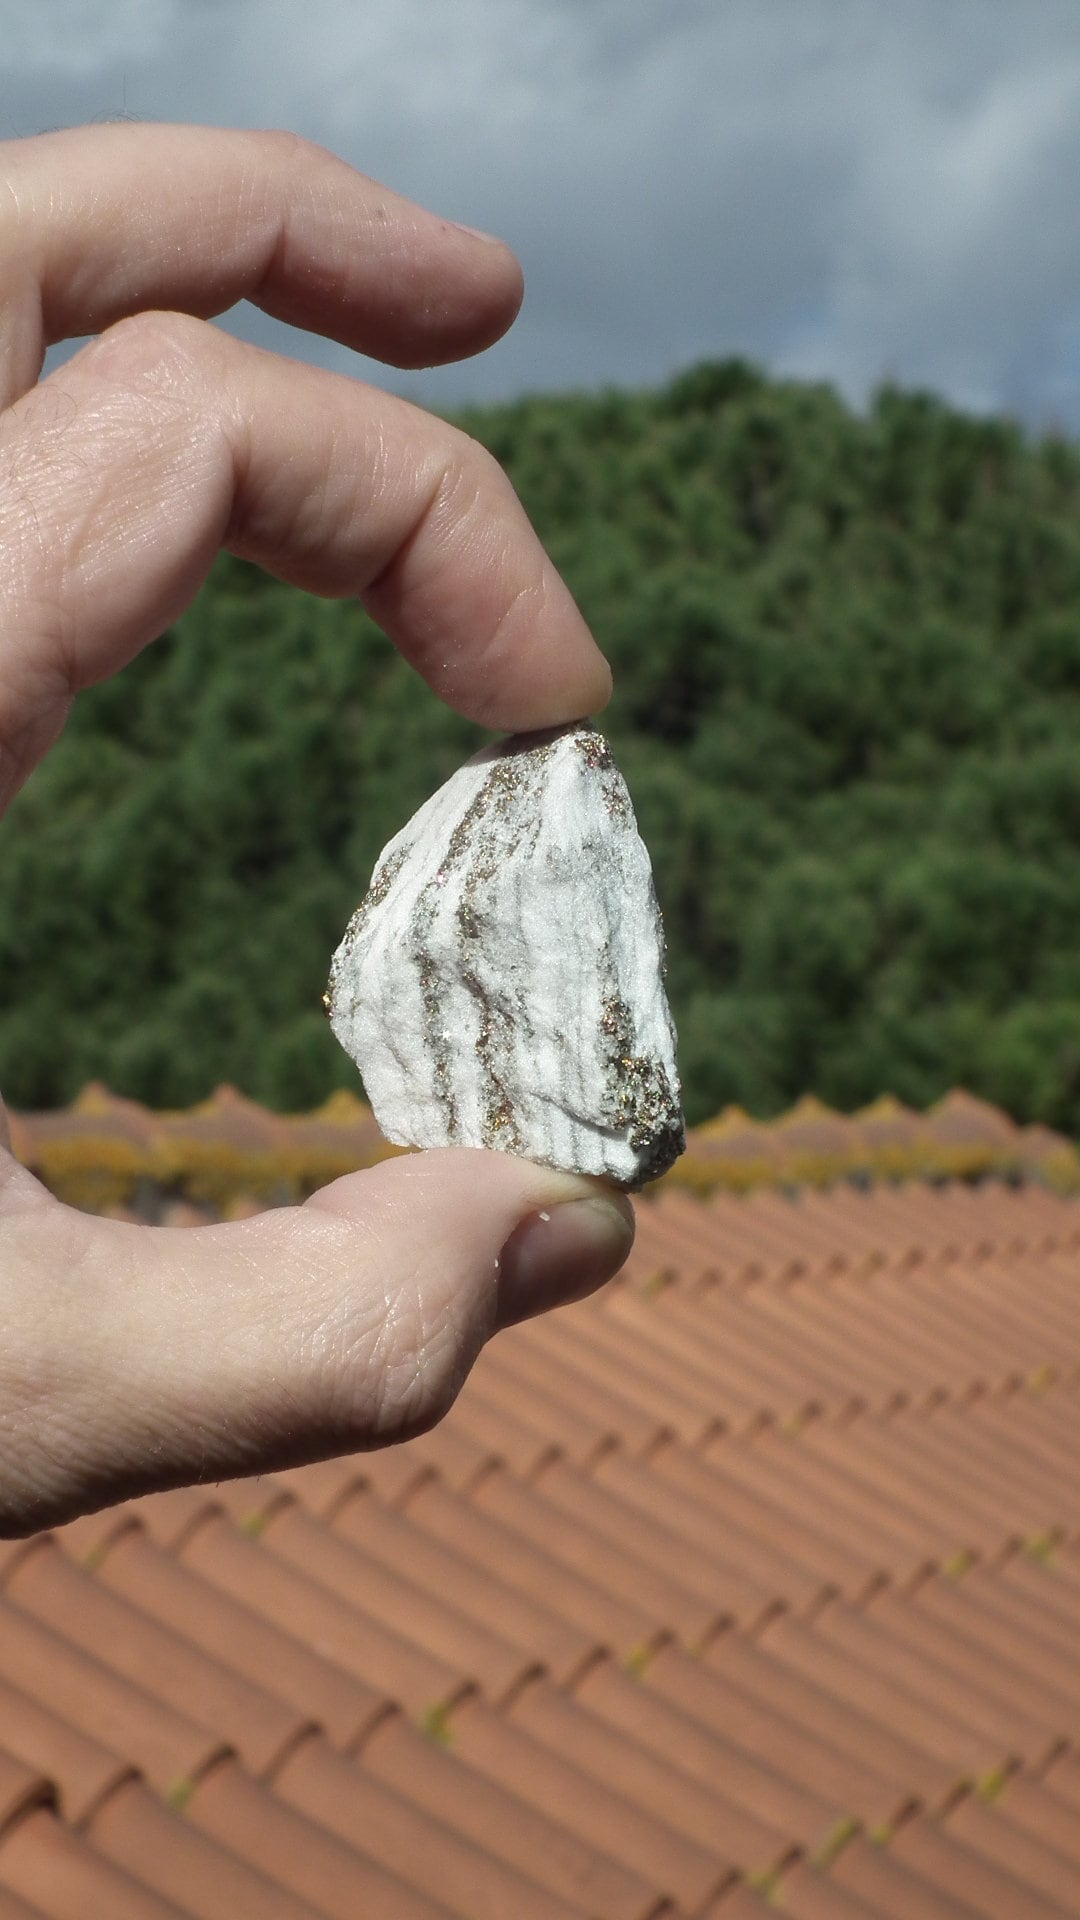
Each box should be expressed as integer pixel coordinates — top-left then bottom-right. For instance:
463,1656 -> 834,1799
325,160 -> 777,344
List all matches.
326,720 -> 684,1190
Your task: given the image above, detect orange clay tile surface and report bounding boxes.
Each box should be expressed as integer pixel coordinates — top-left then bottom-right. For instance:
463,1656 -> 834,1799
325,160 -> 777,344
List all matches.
5,1166 -> 1080,1915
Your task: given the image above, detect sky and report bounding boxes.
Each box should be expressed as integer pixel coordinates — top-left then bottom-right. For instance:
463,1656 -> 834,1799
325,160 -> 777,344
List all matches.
3,0 -> 1080,431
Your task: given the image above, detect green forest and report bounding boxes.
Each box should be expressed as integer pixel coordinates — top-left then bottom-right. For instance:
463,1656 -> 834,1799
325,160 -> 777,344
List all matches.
3,358 -> 1080,1133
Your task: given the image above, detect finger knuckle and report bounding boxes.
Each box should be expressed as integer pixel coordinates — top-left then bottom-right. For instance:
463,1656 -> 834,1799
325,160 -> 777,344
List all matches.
371,1279 -> 465,1439
315,1245 -> 482,1449
418,426 -> 509,548
242,127 -> 338,180
253,126 -> 317,164
442,423 -> 507,498
81,308 -> 209,389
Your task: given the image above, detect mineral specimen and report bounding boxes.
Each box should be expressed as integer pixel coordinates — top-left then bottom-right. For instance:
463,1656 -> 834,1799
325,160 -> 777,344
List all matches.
325,719 -> 685,1189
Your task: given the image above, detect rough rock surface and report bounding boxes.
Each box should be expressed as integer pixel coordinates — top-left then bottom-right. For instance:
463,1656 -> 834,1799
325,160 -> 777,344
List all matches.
325,720 -> 685,1189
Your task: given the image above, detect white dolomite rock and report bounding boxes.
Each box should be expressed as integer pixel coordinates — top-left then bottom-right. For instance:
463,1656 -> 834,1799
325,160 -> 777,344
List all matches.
325,720 -> 685,1189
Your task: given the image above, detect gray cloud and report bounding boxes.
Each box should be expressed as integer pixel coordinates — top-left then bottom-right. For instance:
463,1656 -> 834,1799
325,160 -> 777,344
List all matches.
5,0 -> 1080,428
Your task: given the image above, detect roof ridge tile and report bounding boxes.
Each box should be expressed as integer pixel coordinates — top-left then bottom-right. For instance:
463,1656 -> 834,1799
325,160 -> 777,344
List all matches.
87,1773 -> 331,1919
401,1472 -> 662,1657
0,1884 -> 54,1919
574,1652 -> 842,1856
891,1810 -> 1077,1920
644,1642 -> 916,1834
256,1498 -> 548,1705
5,1532 -> 313,1780
707,1624 -> 970,1813
443,1691 -> 734,1913
0,1803 -> 194,1919
329,1486 -> 604,1689
942,1790 -> 1080,1912
90,1524 -> 392,1751
0,1673 -> 136,1827
174,1508 -> 467,1717
826,1829 -> 988,1920
0,1595 -> 229,1795
0,1752 -> 54,1839
185,1753 -> 461,1920
359,1702 -> 669,1918
502,1672 -> 798,1881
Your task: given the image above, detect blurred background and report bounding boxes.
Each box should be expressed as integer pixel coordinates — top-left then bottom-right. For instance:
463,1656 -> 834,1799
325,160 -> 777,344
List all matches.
9,0 -> 1080,423
3,0 -> 1080,1191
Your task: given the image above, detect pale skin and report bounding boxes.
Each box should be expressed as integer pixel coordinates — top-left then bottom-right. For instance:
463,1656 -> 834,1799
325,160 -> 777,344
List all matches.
0,123 -> 635,1537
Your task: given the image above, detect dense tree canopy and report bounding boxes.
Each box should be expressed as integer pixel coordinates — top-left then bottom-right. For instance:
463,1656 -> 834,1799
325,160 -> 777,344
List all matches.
3,361 -> 1080,1131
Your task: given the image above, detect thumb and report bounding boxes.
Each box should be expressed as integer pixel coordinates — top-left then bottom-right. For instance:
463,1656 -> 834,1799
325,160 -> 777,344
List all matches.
0,1147 -> 634,1536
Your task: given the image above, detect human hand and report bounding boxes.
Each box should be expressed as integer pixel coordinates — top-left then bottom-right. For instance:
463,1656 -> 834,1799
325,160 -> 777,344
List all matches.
0,123 -> 635,1536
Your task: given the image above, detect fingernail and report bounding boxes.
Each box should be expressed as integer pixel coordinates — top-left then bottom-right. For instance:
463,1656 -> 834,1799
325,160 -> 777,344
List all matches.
496,1192 -> 635,1328
450,219 -> 504,245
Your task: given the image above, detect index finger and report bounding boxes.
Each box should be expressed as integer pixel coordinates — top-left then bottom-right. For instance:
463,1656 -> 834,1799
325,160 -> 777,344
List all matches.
0,123 -> 524,406
0,313 -> 611,810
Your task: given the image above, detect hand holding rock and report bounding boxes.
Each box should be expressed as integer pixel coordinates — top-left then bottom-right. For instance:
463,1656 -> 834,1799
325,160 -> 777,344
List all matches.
0,123 -> 634,1535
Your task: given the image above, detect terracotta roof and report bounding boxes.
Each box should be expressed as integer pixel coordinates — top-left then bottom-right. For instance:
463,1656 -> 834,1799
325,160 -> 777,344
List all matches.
10,1086 -> 1080,1211
2,1174 -> 1080,1912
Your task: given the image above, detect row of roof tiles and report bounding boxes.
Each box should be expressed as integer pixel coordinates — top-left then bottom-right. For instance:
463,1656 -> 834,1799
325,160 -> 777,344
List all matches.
2,1175 -> 1080,1915
10,1085 -> 1080,1213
